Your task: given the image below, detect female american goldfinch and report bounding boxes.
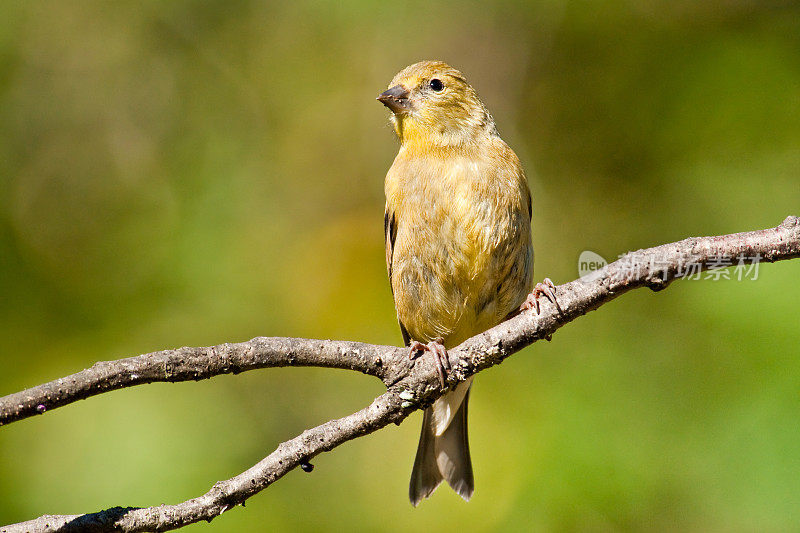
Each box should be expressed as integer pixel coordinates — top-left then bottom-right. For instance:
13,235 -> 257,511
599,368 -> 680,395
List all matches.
378,61 -> 551,505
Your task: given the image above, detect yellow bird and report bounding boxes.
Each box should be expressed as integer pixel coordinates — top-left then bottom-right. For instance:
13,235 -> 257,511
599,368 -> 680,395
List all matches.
378,61 -> 548,505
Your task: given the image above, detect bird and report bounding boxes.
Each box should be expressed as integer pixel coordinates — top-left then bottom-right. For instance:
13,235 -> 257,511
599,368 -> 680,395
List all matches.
378,60 -> 554,505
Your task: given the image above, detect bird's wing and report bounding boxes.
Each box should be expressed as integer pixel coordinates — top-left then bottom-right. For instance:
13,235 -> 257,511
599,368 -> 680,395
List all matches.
384,207 -> 397,287
526,185 -> 532,221
385,206 -> 411,345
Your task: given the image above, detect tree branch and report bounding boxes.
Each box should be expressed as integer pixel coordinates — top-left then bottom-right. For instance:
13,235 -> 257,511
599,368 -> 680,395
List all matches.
0,338 -> 406,427
2,216 -> 799,533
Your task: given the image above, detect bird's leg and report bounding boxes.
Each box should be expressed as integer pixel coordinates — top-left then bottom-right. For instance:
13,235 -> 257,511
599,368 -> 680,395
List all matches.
408,339 -> 449,389
431,338 -> 451,371
521,277 -> 563,315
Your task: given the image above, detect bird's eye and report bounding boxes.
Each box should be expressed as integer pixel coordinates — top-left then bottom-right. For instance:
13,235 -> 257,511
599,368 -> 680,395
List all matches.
429,78 -> 444,92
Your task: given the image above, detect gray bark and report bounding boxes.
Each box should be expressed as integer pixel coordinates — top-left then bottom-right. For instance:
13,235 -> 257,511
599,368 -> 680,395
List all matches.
2,216 -> 799,533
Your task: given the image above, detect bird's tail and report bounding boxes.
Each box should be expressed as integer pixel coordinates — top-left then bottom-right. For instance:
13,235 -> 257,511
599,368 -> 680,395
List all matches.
409,382 -> 474,506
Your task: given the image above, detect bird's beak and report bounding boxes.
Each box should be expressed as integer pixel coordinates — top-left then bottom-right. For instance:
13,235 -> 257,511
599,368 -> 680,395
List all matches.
377,85 -> 411,114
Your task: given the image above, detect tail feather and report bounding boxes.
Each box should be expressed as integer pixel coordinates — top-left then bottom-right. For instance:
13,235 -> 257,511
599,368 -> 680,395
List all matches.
409,408 -> 444,506
409,387 -> 474,506
436,388 -> 473,501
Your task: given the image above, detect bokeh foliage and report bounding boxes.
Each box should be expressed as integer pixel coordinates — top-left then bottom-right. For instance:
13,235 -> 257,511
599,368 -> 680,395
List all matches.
1,1 -> 800,530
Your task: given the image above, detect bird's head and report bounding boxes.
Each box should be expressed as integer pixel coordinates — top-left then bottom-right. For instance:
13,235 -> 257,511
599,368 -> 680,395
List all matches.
377,61 -> 496,148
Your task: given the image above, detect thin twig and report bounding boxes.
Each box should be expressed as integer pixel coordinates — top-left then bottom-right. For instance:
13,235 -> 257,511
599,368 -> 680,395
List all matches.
0,339 -> 407,427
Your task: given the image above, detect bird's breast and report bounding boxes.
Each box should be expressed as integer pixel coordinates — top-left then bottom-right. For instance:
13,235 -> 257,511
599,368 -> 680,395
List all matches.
386,146 -> 532,347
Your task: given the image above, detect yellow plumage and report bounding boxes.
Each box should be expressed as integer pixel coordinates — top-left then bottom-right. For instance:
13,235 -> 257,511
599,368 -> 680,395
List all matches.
379,61 -> 533,505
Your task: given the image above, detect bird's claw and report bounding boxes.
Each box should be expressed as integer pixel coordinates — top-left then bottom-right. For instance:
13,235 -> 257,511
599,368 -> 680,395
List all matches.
409,339 -> 449,389
521,277 -> 563,315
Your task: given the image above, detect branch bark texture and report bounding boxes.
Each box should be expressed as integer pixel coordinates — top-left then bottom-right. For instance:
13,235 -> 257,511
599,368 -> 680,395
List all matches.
2,216 -> 799,533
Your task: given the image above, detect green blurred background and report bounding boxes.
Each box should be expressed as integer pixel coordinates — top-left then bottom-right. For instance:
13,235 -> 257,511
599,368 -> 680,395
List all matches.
1,1 -> 799,531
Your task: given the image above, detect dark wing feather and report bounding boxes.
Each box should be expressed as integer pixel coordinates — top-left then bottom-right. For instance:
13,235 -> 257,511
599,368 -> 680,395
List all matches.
384,208 -> 411,346
384,208 -> 397,287
526,185 -> 532,221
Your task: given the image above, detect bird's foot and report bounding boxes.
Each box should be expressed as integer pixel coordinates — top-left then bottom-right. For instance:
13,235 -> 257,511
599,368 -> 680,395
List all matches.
408,339 -> 450,389
521,277 -> 563,316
